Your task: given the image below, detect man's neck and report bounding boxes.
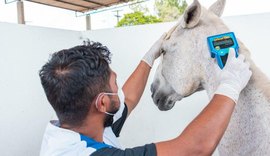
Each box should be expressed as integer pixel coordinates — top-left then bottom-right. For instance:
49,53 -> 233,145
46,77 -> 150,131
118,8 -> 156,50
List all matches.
61,115 -> 105,143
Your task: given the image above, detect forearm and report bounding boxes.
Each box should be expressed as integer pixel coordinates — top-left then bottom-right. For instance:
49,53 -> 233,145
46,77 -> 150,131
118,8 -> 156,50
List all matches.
122,61 -> 151,115
156,95 -> 235,156
179,94 -> 235,155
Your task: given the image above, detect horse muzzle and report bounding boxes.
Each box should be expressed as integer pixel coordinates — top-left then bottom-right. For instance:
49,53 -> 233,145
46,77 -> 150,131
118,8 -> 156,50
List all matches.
151,83 -> 182,111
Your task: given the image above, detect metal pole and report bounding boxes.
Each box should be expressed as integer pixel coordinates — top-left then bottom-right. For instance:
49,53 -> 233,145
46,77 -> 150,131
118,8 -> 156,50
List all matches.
113,10 -> 122,24
86,14 -> 91,30
17,0 -> 25,24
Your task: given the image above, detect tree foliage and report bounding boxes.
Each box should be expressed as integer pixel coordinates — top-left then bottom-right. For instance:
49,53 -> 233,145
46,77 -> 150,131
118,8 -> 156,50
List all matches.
117,11 -> 162,27
155,0 -> 188,22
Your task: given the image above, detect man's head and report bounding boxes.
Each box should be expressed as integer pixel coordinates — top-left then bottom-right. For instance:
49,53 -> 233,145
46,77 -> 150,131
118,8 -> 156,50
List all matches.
39,41 -> 119,127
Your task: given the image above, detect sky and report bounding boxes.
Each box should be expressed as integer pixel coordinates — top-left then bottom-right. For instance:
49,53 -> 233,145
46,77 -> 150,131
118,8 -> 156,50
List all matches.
0,0 -> 270,31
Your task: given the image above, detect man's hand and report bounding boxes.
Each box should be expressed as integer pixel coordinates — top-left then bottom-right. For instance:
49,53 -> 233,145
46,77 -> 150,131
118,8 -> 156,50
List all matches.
214,48 -> 252,103
142,33 -> 167,67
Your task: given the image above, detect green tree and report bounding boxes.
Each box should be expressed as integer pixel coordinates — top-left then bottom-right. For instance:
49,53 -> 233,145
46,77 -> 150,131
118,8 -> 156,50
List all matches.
155,0 -> 188,22
117,11 -> 162,27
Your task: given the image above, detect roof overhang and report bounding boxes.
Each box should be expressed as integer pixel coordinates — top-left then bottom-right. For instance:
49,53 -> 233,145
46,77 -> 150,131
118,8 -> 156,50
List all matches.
25,0 -> 131,12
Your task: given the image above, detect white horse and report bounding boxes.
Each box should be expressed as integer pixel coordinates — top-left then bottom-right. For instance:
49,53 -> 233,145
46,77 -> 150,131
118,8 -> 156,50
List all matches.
150,0 -> 270,155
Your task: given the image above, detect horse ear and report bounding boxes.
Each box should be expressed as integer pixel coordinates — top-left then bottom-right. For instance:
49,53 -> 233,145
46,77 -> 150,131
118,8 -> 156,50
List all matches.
181,0 -> 201,28
208,0 -> 226,17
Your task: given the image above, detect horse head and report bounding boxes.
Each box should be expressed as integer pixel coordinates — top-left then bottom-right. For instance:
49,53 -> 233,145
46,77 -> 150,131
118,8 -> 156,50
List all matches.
151,0 -> 231,110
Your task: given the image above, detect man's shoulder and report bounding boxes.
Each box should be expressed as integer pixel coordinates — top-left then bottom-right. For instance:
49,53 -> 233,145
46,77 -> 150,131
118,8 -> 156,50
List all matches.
40,121 -> 95,156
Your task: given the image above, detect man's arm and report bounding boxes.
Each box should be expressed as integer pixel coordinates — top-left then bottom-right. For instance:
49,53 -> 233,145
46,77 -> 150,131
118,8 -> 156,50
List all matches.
122,33 -> 166,115
122,61 -> 151,115
156,95 -> 235,156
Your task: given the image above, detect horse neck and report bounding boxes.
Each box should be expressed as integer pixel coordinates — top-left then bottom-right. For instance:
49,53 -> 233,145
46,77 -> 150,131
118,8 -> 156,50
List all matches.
203,58 -> 270,107
202,38 -> 270,102
236,64 -> 270,121
204,60 -> 270,155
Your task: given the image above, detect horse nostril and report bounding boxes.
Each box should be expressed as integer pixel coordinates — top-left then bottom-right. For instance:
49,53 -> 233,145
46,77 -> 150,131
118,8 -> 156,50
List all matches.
156,99 -> 160,104
150,84 -> 154,93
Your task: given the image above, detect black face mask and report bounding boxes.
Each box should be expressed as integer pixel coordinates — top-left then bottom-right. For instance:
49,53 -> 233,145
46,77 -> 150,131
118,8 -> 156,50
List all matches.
104,109 -> 119,127
103,98 -> 119,127
104,114 -> 114,127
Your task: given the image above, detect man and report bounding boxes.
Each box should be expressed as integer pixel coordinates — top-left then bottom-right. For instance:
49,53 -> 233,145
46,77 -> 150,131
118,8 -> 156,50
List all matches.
39,34 -> 252,156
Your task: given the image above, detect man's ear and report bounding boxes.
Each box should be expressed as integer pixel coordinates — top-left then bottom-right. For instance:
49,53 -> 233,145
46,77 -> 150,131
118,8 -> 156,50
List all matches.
101,95 -> 111,112
95,94 -> 109,113
208,0 -> 226,17
181,0 -> 202,28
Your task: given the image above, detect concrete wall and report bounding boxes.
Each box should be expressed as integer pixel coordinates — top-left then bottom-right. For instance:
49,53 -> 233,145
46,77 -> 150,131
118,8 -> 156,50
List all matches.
0,13 -> 269,155
0,23 -> 83,156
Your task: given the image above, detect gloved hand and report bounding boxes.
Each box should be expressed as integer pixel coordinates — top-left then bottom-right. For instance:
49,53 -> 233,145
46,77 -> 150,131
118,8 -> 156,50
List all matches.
142,33 -> 167,67
214,48 -> 252,103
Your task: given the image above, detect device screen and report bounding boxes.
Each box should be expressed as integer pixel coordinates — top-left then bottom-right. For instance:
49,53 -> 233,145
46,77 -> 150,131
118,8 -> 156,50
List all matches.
213,38 -> 234,49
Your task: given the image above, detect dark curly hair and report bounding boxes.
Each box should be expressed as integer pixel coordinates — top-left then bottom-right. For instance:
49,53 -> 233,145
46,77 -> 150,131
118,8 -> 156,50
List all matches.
39,41 -> 112,127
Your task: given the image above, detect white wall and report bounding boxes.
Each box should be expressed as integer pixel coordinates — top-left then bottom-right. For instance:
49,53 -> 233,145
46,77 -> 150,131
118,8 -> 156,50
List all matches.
0,23 -> 83,156
0,13 -> 269,156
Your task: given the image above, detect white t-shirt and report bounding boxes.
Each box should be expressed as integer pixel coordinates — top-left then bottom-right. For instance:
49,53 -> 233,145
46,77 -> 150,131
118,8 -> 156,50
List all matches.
40,102 -> 127,156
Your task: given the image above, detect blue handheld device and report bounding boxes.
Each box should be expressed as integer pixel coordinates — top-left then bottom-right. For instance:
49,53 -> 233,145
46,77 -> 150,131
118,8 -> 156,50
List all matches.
207,32 -> 239,69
